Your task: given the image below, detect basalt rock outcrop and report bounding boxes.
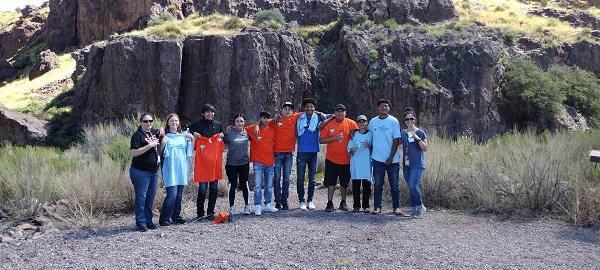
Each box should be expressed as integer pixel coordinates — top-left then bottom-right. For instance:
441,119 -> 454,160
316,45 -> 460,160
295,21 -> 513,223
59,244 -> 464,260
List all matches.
0,4 -> 48,60
0,106 -> 48,146
29,49 -> 58,80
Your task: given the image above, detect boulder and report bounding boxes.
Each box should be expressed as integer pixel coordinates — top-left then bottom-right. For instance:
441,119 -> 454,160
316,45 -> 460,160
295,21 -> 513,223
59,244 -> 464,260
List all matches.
0,107 -> 48,146
555,104 -> 590,131
0,5 -> 47,60
349,0 -> 458,24
29,50 -> 59,80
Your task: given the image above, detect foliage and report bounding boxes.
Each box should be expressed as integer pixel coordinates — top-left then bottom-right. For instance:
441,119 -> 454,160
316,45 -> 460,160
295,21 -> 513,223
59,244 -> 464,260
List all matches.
253,8 -> 285,29
148,11 -> 176,27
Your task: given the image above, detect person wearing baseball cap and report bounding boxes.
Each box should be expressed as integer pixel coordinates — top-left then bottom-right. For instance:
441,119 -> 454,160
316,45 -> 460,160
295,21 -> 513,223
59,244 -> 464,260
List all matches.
347,114 -> 373,213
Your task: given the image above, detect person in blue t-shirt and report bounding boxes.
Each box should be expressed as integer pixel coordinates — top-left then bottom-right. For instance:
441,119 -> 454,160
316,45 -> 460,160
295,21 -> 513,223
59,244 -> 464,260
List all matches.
400,107 -> 429,219
296,98 -> 325,211
347,115 -> 373,213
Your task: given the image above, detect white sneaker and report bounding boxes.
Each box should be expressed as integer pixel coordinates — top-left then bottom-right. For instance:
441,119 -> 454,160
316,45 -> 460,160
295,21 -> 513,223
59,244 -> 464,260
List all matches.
308,201 -> 316,210
265,203 -> 279,212
299,202 -> 307,211
243,205 -> 251,215
255,205 -> 262,216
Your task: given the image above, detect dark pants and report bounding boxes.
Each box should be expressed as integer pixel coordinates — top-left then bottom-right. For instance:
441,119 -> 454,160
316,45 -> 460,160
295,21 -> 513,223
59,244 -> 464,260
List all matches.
129,167 -> 158,227
160,185 -> 184,223
226,163 -> 250,207
197,181 -> 218,217
296,152 -> 318,203
352,180 -> 372,209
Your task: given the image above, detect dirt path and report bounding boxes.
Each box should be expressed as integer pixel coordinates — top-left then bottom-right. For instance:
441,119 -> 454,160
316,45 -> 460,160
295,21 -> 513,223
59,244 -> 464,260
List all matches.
1,187 -> 599,269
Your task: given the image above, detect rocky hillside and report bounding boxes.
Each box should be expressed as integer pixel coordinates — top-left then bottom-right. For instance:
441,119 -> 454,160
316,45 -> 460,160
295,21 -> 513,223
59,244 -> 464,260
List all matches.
1,0 -> 600,145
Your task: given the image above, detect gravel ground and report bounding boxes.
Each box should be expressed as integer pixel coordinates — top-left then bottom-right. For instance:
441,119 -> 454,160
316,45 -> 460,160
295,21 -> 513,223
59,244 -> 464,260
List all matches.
1,187 -> 599,269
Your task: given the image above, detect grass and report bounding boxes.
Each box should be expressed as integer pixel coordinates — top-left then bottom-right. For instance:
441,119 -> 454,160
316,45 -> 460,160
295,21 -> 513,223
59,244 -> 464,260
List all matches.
128,13 -> 252,39
0,53 -> 76,117
455,0 -> 596,45
0,11 -> 20,33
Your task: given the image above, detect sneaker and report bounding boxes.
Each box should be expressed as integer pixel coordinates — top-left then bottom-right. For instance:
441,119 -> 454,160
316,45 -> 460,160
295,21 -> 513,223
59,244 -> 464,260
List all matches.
299,202 -> 307,211
339,201 -> 349,211
159,221 -> 171,226
353,207 -> 360,213
243,205 -> 251,215
308,201 -> 316,210
325,201 -> 334,212
393,208 -> 409,217
206,214 -> 215,221
146,223 -> 158,230
371,208 -> 382,215
255,205 -> 262,216
136,226 -> 148,232
414,205 -> 426,219
265,203 -> 279,212
172,217 -> 186,225
282,203 -> 289,210
363,208 -> 371,213
275,203 -> 282,209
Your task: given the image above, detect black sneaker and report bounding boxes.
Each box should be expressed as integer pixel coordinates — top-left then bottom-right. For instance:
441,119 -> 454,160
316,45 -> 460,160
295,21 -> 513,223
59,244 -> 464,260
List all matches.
325,201 -> 334,212
275,203 -> 282,209
206,214 -> 215,221
339,201 -> 349,211
172,217 -> 186,224
146,223 -> 158,230
282,203 -> 289,210
159,221 -> 171,226
136,226 -> 148,232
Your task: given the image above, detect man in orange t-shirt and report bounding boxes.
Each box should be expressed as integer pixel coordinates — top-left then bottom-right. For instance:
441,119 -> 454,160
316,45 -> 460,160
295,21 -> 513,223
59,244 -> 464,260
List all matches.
270,101 -> 302,210
319,104 -> 358,212
246,111 -> 279,216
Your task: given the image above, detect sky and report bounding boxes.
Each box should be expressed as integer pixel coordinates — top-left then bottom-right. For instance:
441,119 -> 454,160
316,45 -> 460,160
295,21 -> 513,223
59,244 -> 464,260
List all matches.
0,0 -> 47,12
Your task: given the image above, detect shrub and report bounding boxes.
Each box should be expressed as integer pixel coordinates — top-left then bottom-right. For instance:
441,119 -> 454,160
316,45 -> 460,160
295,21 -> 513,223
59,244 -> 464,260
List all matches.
223,17 -> 244,30
253,8 -> 285,29
548,65 -> 600,125
148,11 -> 176,27
369,48 -> 379,61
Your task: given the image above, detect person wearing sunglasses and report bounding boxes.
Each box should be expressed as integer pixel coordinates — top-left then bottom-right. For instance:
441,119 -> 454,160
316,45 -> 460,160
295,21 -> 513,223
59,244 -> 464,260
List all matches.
400,107 -> 429,218
129,113 -> 161,232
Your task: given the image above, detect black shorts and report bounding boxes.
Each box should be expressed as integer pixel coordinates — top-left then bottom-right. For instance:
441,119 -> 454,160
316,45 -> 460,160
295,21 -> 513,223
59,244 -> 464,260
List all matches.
323,159 -> 351,187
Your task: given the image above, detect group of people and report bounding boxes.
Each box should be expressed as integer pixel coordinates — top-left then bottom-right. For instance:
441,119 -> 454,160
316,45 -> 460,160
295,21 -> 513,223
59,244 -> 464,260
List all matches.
128,98 -> 428,232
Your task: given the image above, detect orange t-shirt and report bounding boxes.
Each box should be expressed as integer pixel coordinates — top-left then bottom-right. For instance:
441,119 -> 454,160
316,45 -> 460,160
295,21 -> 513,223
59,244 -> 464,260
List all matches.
270,112 -> 301,152
320,118 -> 358,165
193,134 -> 224,183
245,124 -> 276,166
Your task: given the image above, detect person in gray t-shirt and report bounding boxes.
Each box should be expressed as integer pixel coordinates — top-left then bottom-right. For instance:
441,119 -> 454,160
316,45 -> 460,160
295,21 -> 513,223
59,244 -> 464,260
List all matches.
224,113 -> 251,215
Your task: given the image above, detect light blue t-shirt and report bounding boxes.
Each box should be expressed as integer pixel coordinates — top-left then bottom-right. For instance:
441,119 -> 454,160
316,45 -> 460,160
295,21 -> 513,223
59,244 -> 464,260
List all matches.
162,132 -> 193,187
369,115 -> 401,163
347,130 -> 373,181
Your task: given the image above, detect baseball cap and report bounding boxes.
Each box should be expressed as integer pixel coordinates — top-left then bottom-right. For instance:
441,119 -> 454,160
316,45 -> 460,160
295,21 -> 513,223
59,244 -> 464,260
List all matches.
335,104 -> 346,111
356,115 -> 368,122
282,101 -> 294,109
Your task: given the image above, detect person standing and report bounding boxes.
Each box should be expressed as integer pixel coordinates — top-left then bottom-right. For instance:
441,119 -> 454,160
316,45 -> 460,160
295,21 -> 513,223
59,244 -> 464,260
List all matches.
296,98 -> 326,211
159,113 -> 194,226
246,111 -> 279,216
369,99 -> 404,215
129,113 -> 161,232
347,115 -> 373,213
224,113 -> 251,215
189,104 -> 224,220
319,104 -> 358,212
400,108 -> 429,218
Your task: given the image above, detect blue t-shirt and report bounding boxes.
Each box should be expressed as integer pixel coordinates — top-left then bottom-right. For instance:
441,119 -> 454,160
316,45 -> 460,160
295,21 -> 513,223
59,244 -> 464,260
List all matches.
347,130 -> 373,181
296,113 -> 322,153
369,115 -> 401,163
401,129 -> 427,169
161,132 -> 193,187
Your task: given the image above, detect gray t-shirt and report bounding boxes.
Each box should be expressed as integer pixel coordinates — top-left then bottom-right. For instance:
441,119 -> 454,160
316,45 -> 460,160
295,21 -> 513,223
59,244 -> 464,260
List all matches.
224,128 -> 249,166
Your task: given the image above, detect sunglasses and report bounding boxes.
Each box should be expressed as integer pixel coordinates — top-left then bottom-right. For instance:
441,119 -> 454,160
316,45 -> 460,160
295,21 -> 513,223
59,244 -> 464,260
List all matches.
404,118 -> 415,121
142,119 -> 154,123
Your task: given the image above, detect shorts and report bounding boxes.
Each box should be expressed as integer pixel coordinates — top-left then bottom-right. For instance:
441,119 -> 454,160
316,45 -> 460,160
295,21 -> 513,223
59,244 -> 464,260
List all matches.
323,159 -> 350,187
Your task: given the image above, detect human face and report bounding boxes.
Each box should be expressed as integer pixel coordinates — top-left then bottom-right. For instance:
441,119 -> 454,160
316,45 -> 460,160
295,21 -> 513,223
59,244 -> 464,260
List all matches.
281,106 -> 293,117
357,120 -> 367,129
334,109 -> 346,121
377,103 -> 390,116
304,103 -> 315,116
141,115 -> 153,131
404,115 -> 416,128
203,110 -> 215,121
259,116 -> 270,125
168,116 -> 180,132
234,116 -> 245,129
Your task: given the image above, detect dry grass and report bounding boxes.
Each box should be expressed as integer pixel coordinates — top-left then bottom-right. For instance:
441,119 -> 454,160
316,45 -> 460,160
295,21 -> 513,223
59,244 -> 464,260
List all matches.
127,13 -> 252,39
0,11 -> 20,33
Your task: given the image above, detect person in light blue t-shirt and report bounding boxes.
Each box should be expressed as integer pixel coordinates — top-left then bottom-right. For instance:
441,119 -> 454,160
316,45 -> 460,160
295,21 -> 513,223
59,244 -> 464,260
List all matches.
347,115 -> 373,213
368,99 -> 405,216
159,113 -> 194,226
400,108 -> 429,219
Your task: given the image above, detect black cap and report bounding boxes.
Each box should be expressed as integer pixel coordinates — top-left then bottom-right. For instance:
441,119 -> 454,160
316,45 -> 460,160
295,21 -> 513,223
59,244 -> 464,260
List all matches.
259,111 -> 272,118
282,101 -> 294,109
377,99 -> 390,106
335,104 -> 346,111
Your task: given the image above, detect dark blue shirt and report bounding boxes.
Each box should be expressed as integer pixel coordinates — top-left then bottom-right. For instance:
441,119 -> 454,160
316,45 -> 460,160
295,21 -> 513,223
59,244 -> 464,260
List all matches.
297,114 -> 322,153
401,129 -> 427,169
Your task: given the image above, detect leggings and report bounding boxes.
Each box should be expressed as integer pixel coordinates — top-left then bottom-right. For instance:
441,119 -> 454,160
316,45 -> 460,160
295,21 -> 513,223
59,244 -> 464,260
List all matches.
225,163 -> 250,207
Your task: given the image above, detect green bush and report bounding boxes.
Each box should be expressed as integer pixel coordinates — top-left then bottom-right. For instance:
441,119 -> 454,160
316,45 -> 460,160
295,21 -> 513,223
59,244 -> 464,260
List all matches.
369,48 -> 379,61
253,8 -> 285,29
548,65 -> 600,125
148,11 -> 176,27
223,17 -> 244,30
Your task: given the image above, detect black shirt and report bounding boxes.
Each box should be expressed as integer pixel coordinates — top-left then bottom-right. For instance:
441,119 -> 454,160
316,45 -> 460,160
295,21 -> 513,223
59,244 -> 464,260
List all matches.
189,118 -> 223,137
130,127 -> 161,172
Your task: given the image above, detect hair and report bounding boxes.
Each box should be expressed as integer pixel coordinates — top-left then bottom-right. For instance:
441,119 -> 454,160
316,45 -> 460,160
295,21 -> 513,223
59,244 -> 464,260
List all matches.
377,99 -> 390,106
201,103 -> 216,114
403,107 -> 416,119
259,111 -> 272,118
302,98 -> 317,108
139,113 -> 153,122
232,113 -> 246,124
164,113 -> 182,133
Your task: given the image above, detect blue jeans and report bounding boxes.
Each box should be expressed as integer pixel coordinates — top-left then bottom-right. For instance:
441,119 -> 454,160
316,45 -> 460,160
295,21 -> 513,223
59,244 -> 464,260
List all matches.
296,152 -> 317,203
129,167 -> 158,227
253,162 -> 274,206
273,152 -> 293,205
372,160 -> 400,209
403,167 -> 425,207
160,185 -> 184,223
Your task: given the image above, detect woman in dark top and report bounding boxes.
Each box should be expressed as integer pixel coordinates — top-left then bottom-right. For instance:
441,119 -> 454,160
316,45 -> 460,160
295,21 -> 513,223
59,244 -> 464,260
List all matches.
224,113 -> 251,216
189,103 -> 224,220
129,113 -> 161,232
400,107 -> 429,219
